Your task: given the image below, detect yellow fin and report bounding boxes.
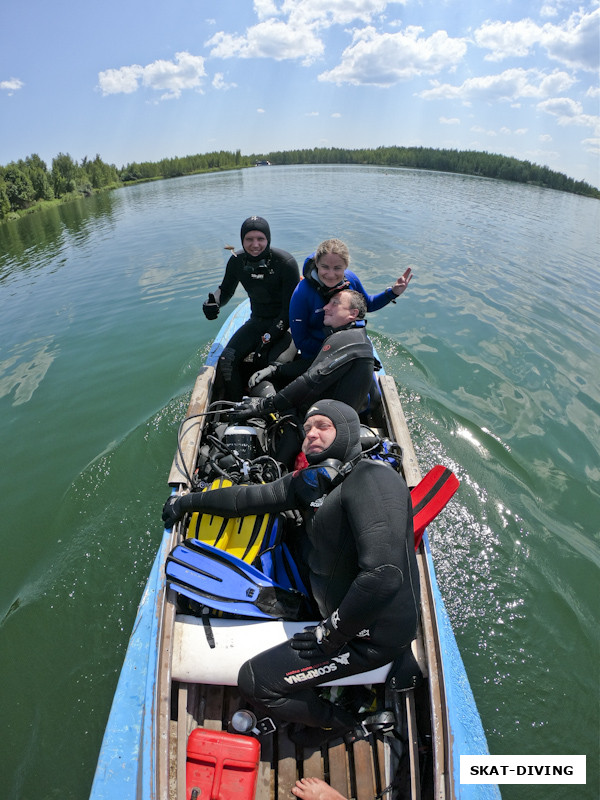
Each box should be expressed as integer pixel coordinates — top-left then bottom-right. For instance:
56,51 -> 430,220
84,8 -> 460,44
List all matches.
227,513 -> 274,563
185,478 -> 278,564
186,479 -> 235,551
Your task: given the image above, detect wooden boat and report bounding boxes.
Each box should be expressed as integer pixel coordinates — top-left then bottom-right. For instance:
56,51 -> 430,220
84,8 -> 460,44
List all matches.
90,299 -> 500,800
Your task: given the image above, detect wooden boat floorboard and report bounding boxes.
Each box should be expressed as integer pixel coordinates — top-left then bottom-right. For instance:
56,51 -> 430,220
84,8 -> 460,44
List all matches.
171,682 -> 401,800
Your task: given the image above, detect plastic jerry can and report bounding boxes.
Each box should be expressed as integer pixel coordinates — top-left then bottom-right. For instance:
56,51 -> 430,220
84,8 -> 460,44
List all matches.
186,727 -> 261,800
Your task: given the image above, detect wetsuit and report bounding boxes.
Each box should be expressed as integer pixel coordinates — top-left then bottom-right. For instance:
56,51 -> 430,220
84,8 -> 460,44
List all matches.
272,319 -> 374,415
289,256 -> 396,361
217,247 -> 299,399
238,458 -> 420,731
165,401 -> 420,731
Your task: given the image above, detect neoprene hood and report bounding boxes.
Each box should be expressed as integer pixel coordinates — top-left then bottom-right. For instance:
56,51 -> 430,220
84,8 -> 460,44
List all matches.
240,216 -> 271,251
304,399 -> 362,465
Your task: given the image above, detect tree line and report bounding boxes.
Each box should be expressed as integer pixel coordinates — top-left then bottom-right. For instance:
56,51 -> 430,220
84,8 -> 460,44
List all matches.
259,145 -> 599,197
0,153 -> 121,220
0,150 -> 255,221
1,145 -> 597,221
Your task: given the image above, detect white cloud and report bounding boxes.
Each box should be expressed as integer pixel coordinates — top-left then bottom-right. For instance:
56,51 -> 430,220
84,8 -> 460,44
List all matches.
283,0 -> 407,27
470,125 -> 497,137
420,67 -> 576,104
582,136 -> 600,154
440,116 -> 460,125
207,20 -> 323,65
141,52 -> 206,98
540,4 -> 559,19
257,107 -> 266,113
98,65 -> 144,95
537,96 -> 600,136
212,72 -> 237,90
331,112 -> 342,117
305,111 -> 319,116
98,52 -> 206,98
0,77 -> 24,94
542,7 -> 600,72
475,18 -> 542,61
474,8 -> 600,72
539,133 -> 553,142
254,0 -> 280,20
318,25 -> 467,86
207,1 -> 409,66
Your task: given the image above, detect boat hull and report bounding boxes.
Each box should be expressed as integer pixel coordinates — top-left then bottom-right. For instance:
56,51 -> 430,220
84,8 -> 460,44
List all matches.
90,299 -> 499,799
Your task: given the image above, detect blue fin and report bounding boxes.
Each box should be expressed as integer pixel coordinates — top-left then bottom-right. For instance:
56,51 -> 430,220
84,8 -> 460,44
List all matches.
257,543 -> 310,597
166,538 -> 307,620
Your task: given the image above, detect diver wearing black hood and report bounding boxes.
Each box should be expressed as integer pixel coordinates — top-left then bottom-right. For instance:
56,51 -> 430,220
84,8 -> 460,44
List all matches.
162,400 -> 420,745
201,216 -> 299,400
233,289 -> 375,418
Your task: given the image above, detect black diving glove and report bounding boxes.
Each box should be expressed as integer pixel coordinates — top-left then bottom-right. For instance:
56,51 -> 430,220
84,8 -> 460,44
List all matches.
162,495 -> 186,528
202,293 -> 220,320
290,617 -> 347,660
228,396 -> 276,423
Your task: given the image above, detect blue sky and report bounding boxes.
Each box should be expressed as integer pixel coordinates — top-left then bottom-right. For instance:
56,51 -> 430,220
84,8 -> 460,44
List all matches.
1,0 -> 599,186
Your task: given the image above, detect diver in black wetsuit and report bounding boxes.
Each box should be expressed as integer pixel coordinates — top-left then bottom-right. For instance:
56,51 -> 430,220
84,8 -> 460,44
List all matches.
162,400 -> 420,746
230,289 -> 376,466
202,216 -> 299,400
232,289 -> 375,416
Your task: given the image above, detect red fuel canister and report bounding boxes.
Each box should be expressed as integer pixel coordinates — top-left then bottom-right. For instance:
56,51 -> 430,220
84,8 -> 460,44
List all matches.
186,728 -> 261,800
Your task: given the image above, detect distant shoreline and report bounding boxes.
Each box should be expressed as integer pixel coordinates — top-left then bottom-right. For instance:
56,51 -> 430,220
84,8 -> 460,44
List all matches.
2,146 -> 598,225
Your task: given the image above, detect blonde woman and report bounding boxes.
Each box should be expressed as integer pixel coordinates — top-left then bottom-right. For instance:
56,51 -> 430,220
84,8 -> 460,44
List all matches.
289,238 -> 412,361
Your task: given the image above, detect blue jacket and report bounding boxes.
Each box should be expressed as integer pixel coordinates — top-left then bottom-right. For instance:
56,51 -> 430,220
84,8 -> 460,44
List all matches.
289,255 -> 396,360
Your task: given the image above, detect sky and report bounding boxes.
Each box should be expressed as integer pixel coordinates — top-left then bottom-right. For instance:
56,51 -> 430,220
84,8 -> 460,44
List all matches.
1,0 -> 599,186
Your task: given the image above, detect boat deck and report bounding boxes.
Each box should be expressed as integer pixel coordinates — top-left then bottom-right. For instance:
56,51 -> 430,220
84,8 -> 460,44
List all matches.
159,368 -> 442,800
170,681 -> 429,800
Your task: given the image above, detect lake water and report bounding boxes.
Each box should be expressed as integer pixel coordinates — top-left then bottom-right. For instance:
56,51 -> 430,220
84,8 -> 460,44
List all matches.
0,165 -> 598,799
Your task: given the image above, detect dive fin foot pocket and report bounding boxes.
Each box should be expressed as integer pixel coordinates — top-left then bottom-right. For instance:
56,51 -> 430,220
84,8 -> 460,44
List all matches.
166,538 -> 308,620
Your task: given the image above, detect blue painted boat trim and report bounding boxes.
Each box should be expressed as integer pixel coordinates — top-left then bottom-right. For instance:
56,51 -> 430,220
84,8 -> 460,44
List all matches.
423,534 -> 501,799
206,300 -> 251,367
90,303 -> 250,799
90,529 -> 171,799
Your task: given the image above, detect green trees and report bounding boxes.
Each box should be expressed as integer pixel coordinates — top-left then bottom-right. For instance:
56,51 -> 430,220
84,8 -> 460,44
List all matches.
256,146 -> 599,197
0,154 -> 55,214
118,149 -> 254,183
51,153 -> 80,196
23,154 -> 54,201
2,164 -> 35,210
1,144 -> 597,223
0,152 -> 120,220
0,176 -> 12,217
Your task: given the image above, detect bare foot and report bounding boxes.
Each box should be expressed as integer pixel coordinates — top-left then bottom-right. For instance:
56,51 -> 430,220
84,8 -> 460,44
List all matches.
291,777 -> 347,800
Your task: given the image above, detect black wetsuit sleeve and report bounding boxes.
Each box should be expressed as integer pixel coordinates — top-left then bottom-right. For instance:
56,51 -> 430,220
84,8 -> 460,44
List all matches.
334,465 -> 417,639
272,329 -> 373,411
218,256 -> 241,307
177,472 -> 299,517
266,250 -> 300,341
